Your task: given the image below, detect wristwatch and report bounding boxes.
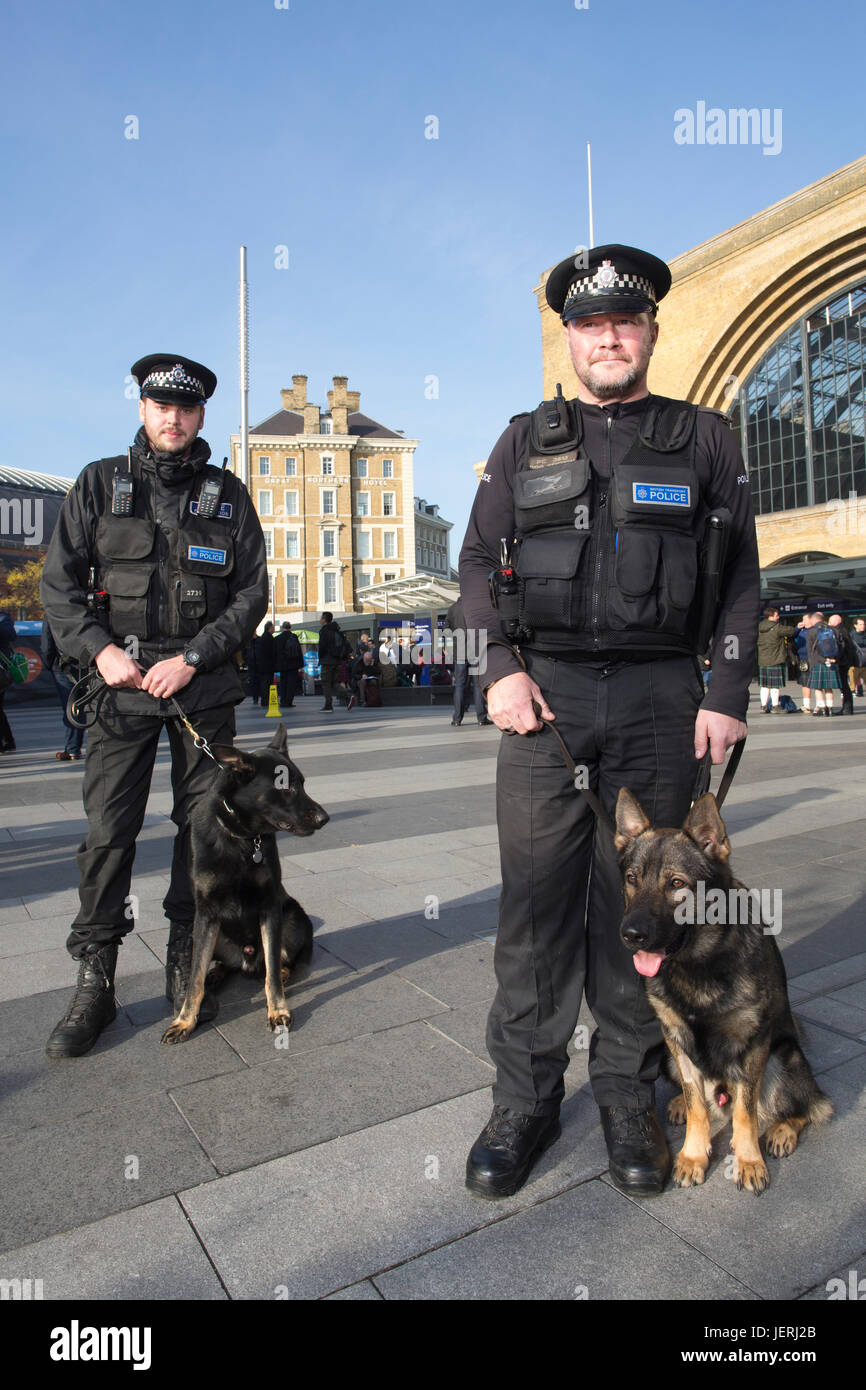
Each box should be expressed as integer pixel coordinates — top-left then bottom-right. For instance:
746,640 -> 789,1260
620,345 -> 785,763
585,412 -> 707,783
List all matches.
182,648 -> 203,670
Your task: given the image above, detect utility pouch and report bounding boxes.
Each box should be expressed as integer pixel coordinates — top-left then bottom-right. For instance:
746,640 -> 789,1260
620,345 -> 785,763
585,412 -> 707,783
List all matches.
609,464 -> 699,532
95,517 -> 157,641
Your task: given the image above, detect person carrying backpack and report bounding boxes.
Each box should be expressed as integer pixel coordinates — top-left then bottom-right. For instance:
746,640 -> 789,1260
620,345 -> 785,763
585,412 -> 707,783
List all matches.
318,611 -> 351,711
805,612 -> 841,716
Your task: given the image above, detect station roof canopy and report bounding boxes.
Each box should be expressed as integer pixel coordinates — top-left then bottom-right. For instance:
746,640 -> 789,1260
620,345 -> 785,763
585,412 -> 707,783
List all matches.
358,574 -> 460,612
761,556 -> 866,610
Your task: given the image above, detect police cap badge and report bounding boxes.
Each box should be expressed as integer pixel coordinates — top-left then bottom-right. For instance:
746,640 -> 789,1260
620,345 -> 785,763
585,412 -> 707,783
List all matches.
131,354 -> 217,404
545,244 -> 672,323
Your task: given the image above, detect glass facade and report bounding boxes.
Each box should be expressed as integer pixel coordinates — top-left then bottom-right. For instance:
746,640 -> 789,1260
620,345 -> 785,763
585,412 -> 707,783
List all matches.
730,280 -> 866,516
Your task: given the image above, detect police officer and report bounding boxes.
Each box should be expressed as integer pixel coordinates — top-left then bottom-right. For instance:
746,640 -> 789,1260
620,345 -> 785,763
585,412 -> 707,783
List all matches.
459,245 -> 760,1198
41,354 -> 269,1058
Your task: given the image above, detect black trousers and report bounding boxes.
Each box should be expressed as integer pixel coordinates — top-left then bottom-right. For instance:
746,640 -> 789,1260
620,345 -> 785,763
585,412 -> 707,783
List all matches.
66,700 -> 236,957
279,669 -> 300,706
488,653 -> 708,1116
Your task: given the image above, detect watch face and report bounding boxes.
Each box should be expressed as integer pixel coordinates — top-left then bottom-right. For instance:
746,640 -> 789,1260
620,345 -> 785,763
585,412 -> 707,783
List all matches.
185,650 -> 201,666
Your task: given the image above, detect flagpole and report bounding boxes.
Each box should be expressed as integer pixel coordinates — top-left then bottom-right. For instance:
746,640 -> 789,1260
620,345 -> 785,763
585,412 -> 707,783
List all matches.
239,246 -> 249,490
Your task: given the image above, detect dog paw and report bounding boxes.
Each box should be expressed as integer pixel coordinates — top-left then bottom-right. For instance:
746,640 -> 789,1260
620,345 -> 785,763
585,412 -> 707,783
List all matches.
672,1154 -> 708,1187
667,1094 -> 687,1125
733,1156 -> 770,1194
161,1021 -> 195,1045
268,1010 -> 292,1032
764,1121 -> 799,1158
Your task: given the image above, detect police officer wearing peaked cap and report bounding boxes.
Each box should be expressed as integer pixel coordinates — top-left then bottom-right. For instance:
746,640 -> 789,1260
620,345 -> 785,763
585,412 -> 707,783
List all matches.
41,352 -> 269,1058
458,243 -> 761,1198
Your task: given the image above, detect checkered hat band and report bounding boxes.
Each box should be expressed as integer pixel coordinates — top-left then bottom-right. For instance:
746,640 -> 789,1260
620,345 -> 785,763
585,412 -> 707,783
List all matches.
142,368 -> 205,397
566,272 -> 656,303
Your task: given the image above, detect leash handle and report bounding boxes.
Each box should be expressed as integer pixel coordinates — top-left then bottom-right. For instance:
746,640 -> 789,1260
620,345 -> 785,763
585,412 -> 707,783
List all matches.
709,736 -> 745,811
65,662 -> 216,762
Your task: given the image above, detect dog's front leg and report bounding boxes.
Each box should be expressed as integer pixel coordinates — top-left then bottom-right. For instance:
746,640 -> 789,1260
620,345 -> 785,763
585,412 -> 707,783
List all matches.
262,907 -> 291,1031
669,1044 -> 712,1187
730,1045 -> 770,1194
161,917 -> 219,1045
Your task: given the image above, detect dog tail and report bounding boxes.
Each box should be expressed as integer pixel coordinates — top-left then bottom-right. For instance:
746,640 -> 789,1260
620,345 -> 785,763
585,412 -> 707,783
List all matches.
808,1091 -> 834,1126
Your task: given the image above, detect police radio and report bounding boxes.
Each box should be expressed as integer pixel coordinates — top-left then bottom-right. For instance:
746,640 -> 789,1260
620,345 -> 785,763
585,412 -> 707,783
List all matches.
193,458 -> 227,520
111,451 -> 134,516
489,538 -> 532,644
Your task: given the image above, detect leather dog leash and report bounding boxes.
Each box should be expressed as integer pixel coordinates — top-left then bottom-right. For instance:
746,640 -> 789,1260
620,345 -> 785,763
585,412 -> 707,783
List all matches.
67,665 -> 218,761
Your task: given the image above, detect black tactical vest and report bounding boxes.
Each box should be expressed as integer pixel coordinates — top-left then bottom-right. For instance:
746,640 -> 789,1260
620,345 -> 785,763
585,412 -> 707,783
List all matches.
512,394 -> 705,655
93,456 -> 236,650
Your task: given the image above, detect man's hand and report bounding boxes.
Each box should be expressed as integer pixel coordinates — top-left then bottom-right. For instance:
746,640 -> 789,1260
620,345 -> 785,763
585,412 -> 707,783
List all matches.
94,644 -> 144,690
695,708 -> 747,764
486,672 -> 555,735
141,655 -> 196,700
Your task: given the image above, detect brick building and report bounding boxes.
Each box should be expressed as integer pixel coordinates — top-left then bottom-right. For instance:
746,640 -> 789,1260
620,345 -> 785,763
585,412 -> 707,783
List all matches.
230,376 -> 419,619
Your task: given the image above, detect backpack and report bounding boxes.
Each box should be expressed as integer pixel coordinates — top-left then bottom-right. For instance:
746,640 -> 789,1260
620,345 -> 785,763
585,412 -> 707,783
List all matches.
815,626 -> 839,660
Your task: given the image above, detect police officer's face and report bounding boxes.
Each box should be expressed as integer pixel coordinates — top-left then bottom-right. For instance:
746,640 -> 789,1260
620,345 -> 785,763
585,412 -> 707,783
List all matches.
564,313 -> 659,404
138,397 -> 205,455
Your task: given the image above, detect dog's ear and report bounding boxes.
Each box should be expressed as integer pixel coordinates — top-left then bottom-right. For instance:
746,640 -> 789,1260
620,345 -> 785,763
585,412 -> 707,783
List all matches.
268,724 -> 288,754
684,794 -> 731,862
614,789 -> 651,851
210,745 -> 258,779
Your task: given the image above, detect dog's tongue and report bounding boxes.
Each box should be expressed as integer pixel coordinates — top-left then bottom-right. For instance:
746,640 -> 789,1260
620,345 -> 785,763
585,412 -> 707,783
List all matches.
633,950 -> 666,977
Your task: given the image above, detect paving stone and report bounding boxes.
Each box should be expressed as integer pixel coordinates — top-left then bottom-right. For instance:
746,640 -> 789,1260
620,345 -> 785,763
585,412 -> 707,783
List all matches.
170,1020 -> 495,1175
390,939 -> 497,1009
796,995 -> 866,1037
178,1088 -> 607,1298
373,1177 -> 756,1301
213,959 -> 450,1065
800,1022 -> 866,1075
0,1092 -> 217,1252
789,951 -> 866,996
0,1016 -> 247,1135
623,1074 -> 862,1300
314,914 -> 472,973
323,1279 -> 385,1300
798,1252 -> 866,1301
0,1197 -> 227,1300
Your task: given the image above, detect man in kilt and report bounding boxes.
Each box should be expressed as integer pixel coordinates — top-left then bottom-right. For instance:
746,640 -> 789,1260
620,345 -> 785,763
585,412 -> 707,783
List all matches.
805,610 -> 842,716
756,607 -> 795,712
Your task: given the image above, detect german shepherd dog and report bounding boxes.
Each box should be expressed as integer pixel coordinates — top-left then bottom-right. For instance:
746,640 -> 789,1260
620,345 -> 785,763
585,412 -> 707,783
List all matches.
161,725 -> 328,1044
614,790 -> 832,1194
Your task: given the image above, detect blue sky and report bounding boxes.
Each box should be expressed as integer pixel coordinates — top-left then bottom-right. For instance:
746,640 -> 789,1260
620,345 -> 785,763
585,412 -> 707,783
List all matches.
2,0 -> 862,555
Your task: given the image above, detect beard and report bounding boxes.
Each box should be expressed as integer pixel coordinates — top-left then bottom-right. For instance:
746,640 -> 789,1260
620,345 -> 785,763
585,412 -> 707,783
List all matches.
577,358 -> 644,401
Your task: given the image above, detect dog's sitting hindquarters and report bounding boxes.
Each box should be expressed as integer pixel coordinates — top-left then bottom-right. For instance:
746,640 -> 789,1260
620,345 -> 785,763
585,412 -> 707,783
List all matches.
614,789 -> 832,1194
161,724 -> 328,1044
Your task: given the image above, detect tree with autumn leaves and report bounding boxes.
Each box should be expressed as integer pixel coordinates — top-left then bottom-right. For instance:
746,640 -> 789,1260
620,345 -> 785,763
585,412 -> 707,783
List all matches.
0,557 -> 44,619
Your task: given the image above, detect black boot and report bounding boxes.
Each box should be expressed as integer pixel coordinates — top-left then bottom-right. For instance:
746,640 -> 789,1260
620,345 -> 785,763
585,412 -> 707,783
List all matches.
600,1105 -> 671,1196
165,923 -> 217,1022
45,944 -> 118,1059
465,1105 -> 561,1199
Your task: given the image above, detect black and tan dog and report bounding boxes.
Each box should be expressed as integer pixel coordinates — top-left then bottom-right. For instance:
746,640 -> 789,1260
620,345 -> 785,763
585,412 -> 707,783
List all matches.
161,725 -> 328,1045
614,790 -> 832,1194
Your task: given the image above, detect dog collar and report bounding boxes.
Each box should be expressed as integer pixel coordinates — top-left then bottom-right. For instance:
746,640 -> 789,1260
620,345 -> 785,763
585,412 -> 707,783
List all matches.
219,798 -> 264,863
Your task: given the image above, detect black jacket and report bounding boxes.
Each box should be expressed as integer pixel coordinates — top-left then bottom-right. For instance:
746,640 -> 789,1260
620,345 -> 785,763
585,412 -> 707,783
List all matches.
274,630 -> 303,671
318,621 -> 347,664
459,396 -> 761,722
41,429 -> 268,714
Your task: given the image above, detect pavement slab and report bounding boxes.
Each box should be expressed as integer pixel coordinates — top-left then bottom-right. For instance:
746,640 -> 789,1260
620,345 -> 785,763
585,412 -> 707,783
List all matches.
0,1198 -> 228,1300
1,696 -> 864,1304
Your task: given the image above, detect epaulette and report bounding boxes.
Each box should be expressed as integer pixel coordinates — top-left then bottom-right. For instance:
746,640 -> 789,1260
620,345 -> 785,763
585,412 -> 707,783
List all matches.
509,411 -> 530,424
697,405 -> 733,429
